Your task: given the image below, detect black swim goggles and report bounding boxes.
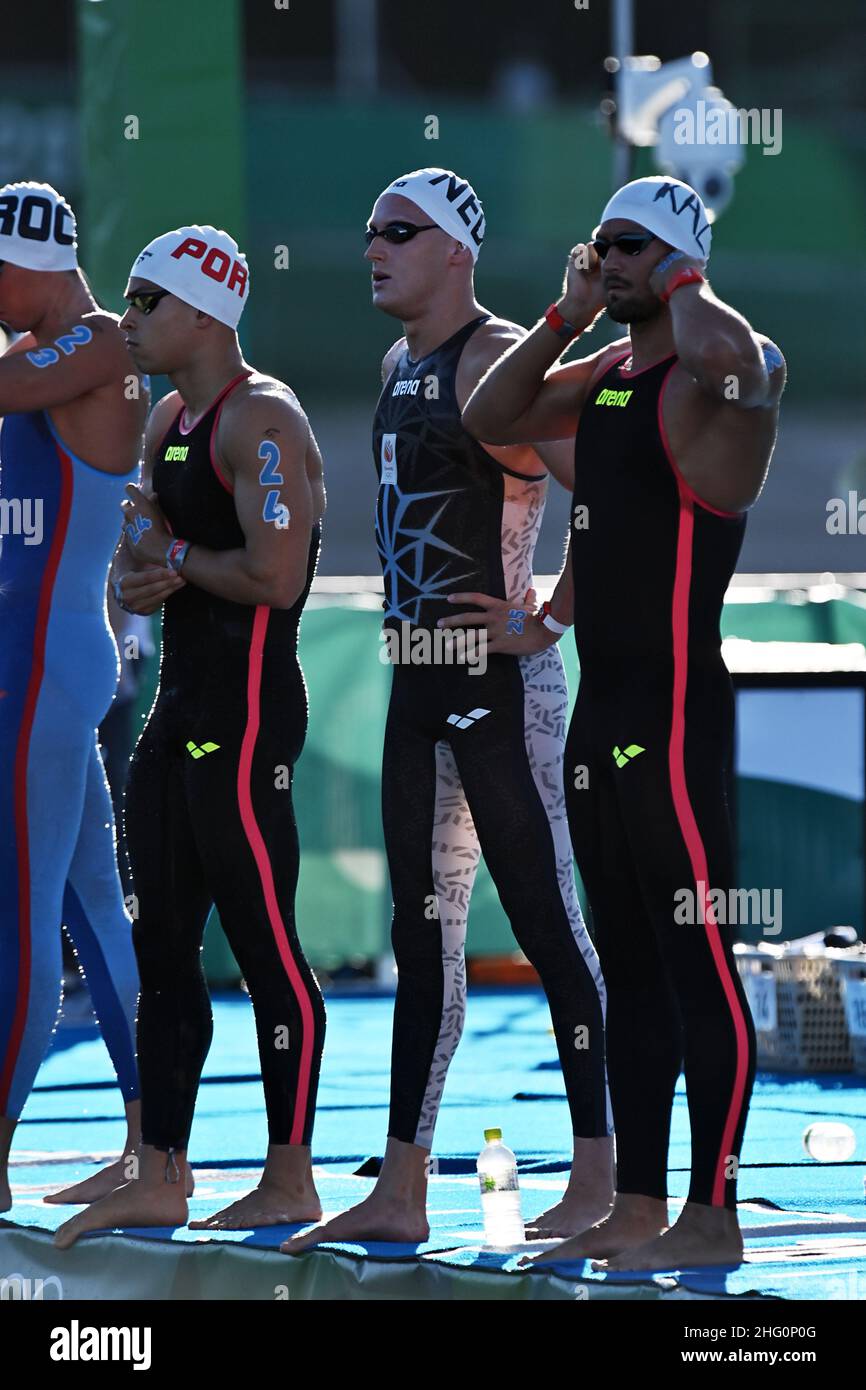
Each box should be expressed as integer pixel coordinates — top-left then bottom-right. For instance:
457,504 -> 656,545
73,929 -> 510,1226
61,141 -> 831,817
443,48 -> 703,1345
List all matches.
590,232 -> 657,259
125,288 -> 171,314
364,222 -> 439,247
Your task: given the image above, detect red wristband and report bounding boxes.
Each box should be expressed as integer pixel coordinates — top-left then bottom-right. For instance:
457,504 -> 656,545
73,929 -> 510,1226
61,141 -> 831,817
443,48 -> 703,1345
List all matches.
660,268 -> 704,303
545,302 -> 579,341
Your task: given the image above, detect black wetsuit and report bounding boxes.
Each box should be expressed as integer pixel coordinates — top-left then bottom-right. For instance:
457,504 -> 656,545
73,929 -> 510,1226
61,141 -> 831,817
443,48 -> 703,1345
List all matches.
125,372 -> 325,1151
373,317 -> 610,1149
564,349 -> 756,1210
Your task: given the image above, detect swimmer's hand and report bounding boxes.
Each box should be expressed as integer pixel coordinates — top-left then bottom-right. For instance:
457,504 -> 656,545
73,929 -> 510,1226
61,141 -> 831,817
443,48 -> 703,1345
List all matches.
559,242 -> 607,328
120,483 -> 173,566
438,588 -> 557,656
117,566 -> 186,616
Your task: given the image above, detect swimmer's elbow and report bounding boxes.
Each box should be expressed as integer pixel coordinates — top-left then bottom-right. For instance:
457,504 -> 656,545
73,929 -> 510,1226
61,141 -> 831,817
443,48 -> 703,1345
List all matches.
263,568 -> 307,610
261,580 -> 297,610
243,562 -> 290,609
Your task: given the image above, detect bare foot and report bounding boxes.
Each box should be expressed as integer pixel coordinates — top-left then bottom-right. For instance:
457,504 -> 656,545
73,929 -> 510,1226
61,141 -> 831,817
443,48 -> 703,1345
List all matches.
189,1180 -> 322,1231
525,1191 -> 613,1239
44,1156 -> 195,1205
520,1193 -> 668,1267
281,1191 -> 429,1254
595,1203 -> 744,1271
54,1179 -> 188,1250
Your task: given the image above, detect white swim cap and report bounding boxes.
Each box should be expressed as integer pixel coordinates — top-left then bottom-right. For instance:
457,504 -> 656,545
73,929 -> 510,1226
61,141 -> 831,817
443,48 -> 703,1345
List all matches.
377,168 -> 485,260
0,181 -> 77,271
129,225 -> 249,329
598,176 -> 712,263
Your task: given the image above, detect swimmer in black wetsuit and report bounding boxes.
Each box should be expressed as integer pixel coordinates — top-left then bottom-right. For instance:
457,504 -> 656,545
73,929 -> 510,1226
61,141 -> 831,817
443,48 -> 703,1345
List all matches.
285,168 -> 613,1257
462,177 -> 786,1271
55,224 -> 326,1249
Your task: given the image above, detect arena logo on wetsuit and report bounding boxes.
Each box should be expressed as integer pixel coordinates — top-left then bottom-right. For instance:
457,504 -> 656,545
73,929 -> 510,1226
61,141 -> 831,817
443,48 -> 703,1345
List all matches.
594,388 -> 634,408
257,440 -> 290,527
26,323 -> 92,368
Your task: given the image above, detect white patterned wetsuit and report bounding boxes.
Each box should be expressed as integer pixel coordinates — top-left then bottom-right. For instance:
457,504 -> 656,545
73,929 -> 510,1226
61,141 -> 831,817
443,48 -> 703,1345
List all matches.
373,314 -> 611,1147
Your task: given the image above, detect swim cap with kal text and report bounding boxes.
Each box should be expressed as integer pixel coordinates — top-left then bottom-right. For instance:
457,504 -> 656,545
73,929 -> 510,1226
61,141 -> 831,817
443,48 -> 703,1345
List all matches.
597,176 -> 712,263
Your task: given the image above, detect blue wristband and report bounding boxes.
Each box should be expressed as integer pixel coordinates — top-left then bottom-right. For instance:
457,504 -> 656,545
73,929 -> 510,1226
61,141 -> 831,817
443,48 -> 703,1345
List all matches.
654,250 -> 686,277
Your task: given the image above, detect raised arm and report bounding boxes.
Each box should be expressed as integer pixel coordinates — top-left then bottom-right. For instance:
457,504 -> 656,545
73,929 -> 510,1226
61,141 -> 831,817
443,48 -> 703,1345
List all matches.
649,254 -> 786,410
462,244 -> 623,443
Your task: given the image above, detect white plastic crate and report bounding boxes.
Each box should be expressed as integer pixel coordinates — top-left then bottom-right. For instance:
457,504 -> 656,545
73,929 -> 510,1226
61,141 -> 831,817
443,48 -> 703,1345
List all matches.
735,943 -> 856,1072
831,950 -> 866,1075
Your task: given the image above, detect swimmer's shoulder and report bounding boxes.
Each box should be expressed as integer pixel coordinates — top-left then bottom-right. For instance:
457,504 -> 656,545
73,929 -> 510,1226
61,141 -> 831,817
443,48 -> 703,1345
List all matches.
216,369 -> 312,450
77,308 -> 133,359
42,308 -> 136,384
381,337 -> 407,385
755,333 -> 787,395
225,369 -> 302,411
143,390 -> 183,460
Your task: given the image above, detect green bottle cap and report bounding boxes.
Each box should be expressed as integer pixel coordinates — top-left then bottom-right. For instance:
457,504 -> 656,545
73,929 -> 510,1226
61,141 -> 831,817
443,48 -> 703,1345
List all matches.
484,1128 -> 502,1142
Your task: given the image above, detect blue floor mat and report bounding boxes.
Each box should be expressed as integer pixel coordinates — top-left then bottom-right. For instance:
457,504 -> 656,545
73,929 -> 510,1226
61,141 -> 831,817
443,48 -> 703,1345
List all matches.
7,987 -> 866,1299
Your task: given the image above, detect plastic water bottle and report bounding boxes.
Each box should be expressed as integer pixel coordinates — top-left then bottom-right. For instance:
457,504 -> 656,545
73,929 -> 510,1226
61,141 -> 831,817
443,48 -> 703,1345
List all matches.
802,1121 -> 856,1161
477,1128 -> 525,1247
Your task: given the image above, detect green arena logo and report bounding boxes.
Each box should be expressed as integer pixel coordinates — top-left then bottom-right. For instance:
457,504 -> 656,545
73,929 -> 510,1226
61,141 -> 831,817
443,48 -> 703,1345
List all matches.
594,388 -> 634,408
613,743 -> 645,768
186,740 -> 220,759
164,445 -> 190,461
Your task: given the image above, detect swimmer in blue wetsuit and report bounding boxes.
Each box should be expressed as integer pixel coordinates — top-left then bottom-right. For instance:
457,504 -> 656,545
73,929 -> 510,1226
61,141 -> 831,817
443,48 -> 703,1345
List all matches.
0,182 -> 149,1210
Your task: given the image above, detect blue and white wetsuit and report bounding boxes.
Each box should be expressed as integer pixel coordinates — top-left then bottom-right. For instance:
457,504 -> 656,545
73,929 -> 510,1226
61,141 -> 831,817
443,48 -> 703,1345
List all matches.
0,408 -> 139,1119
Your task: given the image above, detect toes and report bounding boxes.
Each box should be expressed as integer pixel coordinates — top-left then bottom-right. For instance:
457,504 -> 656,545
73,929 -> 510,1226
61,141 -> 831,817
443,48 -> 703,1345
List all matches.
54,1220 -> 80,1250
